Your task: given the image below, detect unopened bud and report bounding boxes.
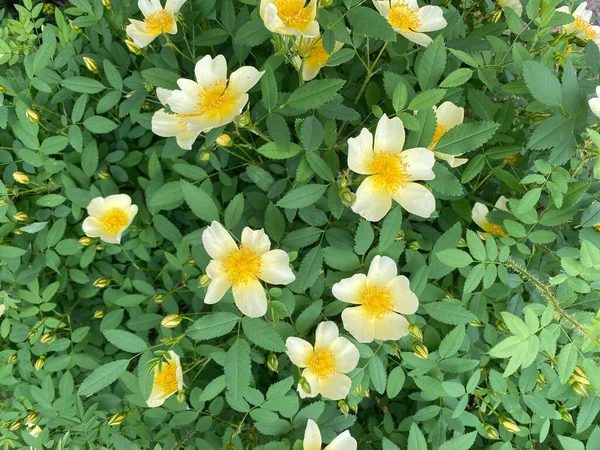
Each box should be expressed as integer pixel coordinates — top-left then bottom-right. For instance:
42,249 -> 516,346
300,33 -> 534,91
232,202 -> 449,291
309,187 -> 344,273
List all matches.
573,366 -> 590,384
97,171 -> 111,180
153,293 -> 166,304
500,417 -> 521,433
144,82 -> 153,92
26,412 -> 39,425
558,406 -> 574,425
407,241 -> 421,251
79,236 -> 94,246
10,419 -> 22,431
186,257 -> 195,267
457,238 -> 467,248
93,277 -> 111,288
338,400 -> 349,417
364,388 -> 370,398
125,39 -> 143,55
353,384 -> 362,396
0,199 -> 8,206
161,313 -> 182,328
216,133 -> 232,147
408,323 -> 423,341
234,110 -> 251,127
496,321 -> 508,333
267,353 -> 279,372
200,151 -> 211,161
225,444 -> 236,450
594,223 -> 600,234
504,154 -> 520,166
13,172 -> 30,184
484,424 -> 500,440
395,229 -> 405,241
338,187 -> 355,207
536,371 -> 547,386
40,332 -> 53,344
95,244 -> 105,251
35,357 -> 45,371
337,176 -> 348,188
14,212 -> 29,221
0,85 -> 6,93
320,0 -> 333,6
93,309 -> 105,319
107,412 -> 126,426
299,376 -> 312,394
197,275 -> 211,287
70,22 -> 83,33
83,57 -> 99,74
102,0 -> 112,10
571,381 -> 589,398
14,229 -> 23,235
177,390 -> 186,404
26,109 -> 39,123
8,353 -> 17,364
413,342 -> 429,359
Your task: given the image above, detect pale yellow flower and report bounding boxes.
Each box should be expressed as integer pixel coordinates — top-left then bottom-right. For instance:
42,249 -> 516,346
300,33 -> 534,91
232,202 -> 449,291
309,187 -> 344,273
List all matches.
472,196 -> 509,239
82,194 -> 138,244
333,255 -> 418,343
0,304 -> 5,318
162,55 -> 263,134
589,86 -> 600,118
147,351 -> 183,407
293,36 -> 344,81
373,0 -> 447,47
151,88 -> 200,150
125,0 -> 186,48
557,3 -> 600,49
303,419 -> 357,450
430,101 -> 468,168
348,114 -> 436,221
497,0 -> 522,16
260,0 -> 319,37
202,221 -> 295,318
286,321 -> 359,400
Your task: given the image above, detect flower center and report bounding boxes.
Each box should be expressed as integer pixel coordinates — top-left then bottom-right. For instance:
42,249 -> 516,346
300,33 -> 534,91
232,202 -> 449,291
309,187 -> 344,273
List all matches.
360,284 -> 393,319
387,2 -> 421,32
274,0 -> 312,28
575,16 -> 599,40
594,223 -> 600,234
196,80 -> 236,118
224,246 -> 262,286
487,224 -> 506,236
306,39 -> 330,66
154,361 -> 178,394
369,151 -> 408,193
430,123 -> 448,148
100,208 -> 128,234
308,349 -> 337,379
145,9 -> 174,35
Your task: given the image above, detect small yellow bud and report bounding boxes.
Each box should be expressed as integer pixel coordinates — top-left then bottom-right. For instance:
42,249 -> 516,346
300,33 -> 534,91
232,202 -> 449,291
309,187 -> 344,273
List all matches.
97,171 -> 111,180
35,357 -> 45,371
95,244 -> 106,251
407,241 -> 422,251
161,314 -> 183,328
83,56 -> 100,74
13,172 -> 30,184
153,293 -> 167,304
14,229 -> 23,235
536,372 -> 547,386
186,257 -> 196,267
504,154 -> 520,166
267,353 -> 279,372
216,133 -> 232,147
558,407 -> 574,425
484,424 -> 500,440
70,22 -> 83,34
177,390 -> 186,404
0,199 -> 8,206
353,384 -> 362,396
571,381 -> 589,398
40,332 -> 53,344
198,274 -> 211,288
594,223 -> 600,234
395,229 -> 405,241
107,412 -> 126,426
338,400 -> 349,417
299,376 -> 312,394
25,412 -> 39,425
26,109 -> 39,123
457,238 -> 468,248
125,39 -> 143,55
413,342 -> 429,359
14,212 -> 29,221
573,366 -> 590,384
337,176 -> 349,188
338,188 -> 356,207
93,277 -> 111,289
78,236 -> 94,246
500,416 -> 521,433
320,0 -> 333,6
364,388 -> 370,398
9,419 -> 22,431
234,110 -> 251,127
102,0 -> 112,10
144,82 -> 153,92
200,151 -> 211,162
0,85 -> 6,93
8,353 -> 17,364
408,323 -> 423,341
93,310 -> 105,319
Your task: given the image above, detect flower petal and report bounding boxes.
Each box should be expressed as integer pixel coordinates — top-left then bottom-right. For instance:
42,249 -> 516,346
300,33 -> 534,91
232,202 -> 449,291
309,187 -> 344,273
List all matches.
415,5 -> 447,32
82,217 -> 103,238
388,275 -> 419,314
86,196 -> 108,217
259,250 -> 295,285
347,128 -> 375,175
303,419 -> 322,450
194,54 -> 227,87
392,182 -> 436,218
590,97 -> 600,118
232,279 -> 267,317
325,430 -> 357,450
138,0 -> 161,16
164,0 -> 185,14
205,261 -> 232,304
241,227 -> 271,255
298,369 -> 320,398
352,176 -> 393,222
495,196 -> 509,212
374,114 -> 405,154
367,255 -> 398,287
435,101 -> 464,130
126,22 -> 159,48
286,337 -> 313,368
341,307 -> 376,343
202,221 -> 238,261
332,274 -> 367,304
403,147 -> 435,181
314,321 -> 339,352
228,66 -> 264,96
400,30 -> 433,47
317,373 -> 352,400
330,337 -> 360,373
471,202 -> 490,230
372,312 -> 410,341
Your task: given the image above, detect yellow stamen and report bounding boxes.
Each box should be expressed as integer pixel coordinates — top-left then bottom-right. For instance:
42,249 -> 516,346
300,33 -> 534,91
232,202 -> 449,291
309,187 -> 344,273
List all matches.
196,80 -> 237,119
274,0 -> 312,29
154,360 -> 178,394
145,9 -> 174,35
574,16 -> 599,40
224,246 -> 262,286
100,209 -> 128,234
430,123 -> 447,148
360,285 -> 393,319
486,224 -> 506,236
308,349 -> 336,379
387,2 -> 421,32
369,152 -> 408,193
305,39 -> 330,66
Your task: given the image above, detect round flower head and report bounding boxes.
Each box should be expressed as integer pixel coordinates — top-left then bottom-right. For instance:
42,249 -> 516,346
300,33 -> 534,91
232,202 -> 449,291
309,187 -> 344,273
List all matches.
286,321 -> 359,400
260,0 -> 319,37
303,419 -> 357,450
82,194 -> 138,244
125,0 -> 186,48
430,101 -> 468,168
373,0 -> 447,47
147,351 -> 184,407
589,86 -> 600,118
497,0 -> 522,16
472,196 -> 509,239
151,88 -> 200,150
333,255 -> 419,343
201,221 -> 295,318
293,36 -> 344,81
348,114 -> 436,222
163,55 -> 264,134
557,3 -> 600,48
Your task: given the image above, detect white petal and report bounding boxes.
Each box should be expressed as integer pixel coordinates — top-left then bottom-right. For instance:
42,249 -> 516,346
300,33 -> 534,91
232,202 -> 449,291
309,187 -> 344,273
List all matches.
232,280 -> 267,317
126,22 -> 159,48
317,373 -> 352,400
347,128 -> 375,175
303,420 -> 322,450
372,312 -> 410,341
392,182 -> 436,218
400,30 -> 433,47
495,196 -> 509,212
138,0 -> 161,16
86,196 -> 108,217
184,94 -> 248,133
415,5 -> 447,32
151,109 -> 186,137
352,176 -> 393,222
104,194 -> 133,211
595,86 -> 600,99
286,337 -> 313,368
175,130 -> 200,150
590,97 -> 600,118
167,84 -> 200,114
471,202 -> 490,230
168,350 -> 184,390
261,2 -> 288,34
302,57 -> 325,81
435,151 -> 468,167
373,0 -> 390,16
341,307 -> 376,343
314,321 -> 339,352
82,217 -> 103,238
326,431 -> 357,450
330,337 -> 359,373
332,274 -> 367,304
259,250 -> 295,285
156,88 -> 173,105
0,304 -> 5,318
195,54 -> 227,87
374,114 -> 405,154
299,369 -> 319,398
205,261 -> 231,304
241,227 -> 271,255
202,221 -> 238,261
367,255 -> 397,287
402,148 -> 435,181
388,275 -> 419,314
573,2 -> 592,21
229,66 -> 264,96
300,19 -> 320,38
164,0 -> 185,14
435,101 -> 464,130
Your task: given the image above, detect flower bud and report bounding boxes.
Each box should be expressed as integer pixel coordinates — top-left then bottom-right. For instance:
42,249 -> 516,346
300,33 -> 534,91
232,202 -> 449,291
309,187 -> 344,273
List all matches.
14,212 -> 29,221
107,412 -> 126,426
320,0 -> 333,6
125,39 -> 143,55
338,400 -> 349,417
14,229 -> 23,235
536,371 -> 547,386
102,0 -> 112,10
161,314 -> 183,328
79,236 -> 94,246
353,384 -> 362,396
413,342 -> 429,359
337,176 -> 348,188
93,310 -> 105,319
144,82 -> 153,92
573,366 -> 590,384
153,293 -> 166,304
338,188 -> 355,207
364,388 -> 370,398
13,172 -> 30,184
35,356 -> 45,371
83,56 -> 100,74
26,109 -> 39,123
571,381 -> 589,398
0,199 -> 8,206
95,244 -> 106,251
395,229 -> 405,241
407,241 -> 421,251
93,277 -> 111,289
8,353 -> 17,364
558,406 -> 574,425
484,424 -> 500,440
186,256 -> 196,267
504,154 -> 520,166
225,444 -> 236,450
500,416 -> 521,433
26,412 -> 39,425
0,85 -> 6,93
408,323 -> 423,341
10,419 -> 22,431
97,171 -> 111,180
299,376 -> 312,394
457,238 -> 467,248
216,133 -> 232,147
594,223 -> 600,234
200,151 -> 211,161
177,390 -> 186,404
234,110 -> 251,127
267,353 -> 279,372
70,22 -> 83,33
40,332 -> 53,344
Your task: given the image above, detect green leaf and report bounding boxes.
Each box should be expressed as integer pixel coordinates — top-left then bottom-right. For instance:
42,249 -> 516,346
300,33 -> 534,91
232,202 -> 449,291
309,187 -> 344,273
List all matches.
262,66 -> 278,111
323,247 -> 361,271
354,220 -> 374,255
300,117 -> 324,152
407,88 -> 446,110
386,366 -> 406,399
434,121 -> 500,155
102,329 -> 147,353
347,6 -> 396,41
438,432 -> 477,450
77,360 -> 129,395
423,300 -> 477,325
528,115 -> 572,150
523,61 -> 562,106
83,116 -> 118,134
62,76 -> 106,94
277,184 -> 327,209
241,317 -> 286,352
181,180 -> 219,222
289,247 -> 323,293
368,356 -> 387,394
234,19 -> 271,47
417,37 -> 446,90
295,299 -> 323,335
199,375 -> 227,401
557,343 -> 578,384
440,68 -> 473,88
225,339 -> 252,404
379,206 -> 403,251
256,142 -> 303,159
224,193 -> 244,229
0,245 -> 26,258
186,312 -> 239,341
436,249 -> 474,268
407,424 -> 428,450
439,326 -> 466,359
305,152 -> 335,181
141,68 -> 179,89
286,79 -> 345,111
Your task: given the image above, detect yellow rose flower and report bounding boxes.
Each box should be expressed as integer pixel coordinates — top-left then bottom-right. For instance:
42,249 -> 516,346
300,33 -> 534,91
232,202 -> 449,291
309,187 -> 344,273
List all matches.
82,194 -> 138,244
147,351 -> 183,407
